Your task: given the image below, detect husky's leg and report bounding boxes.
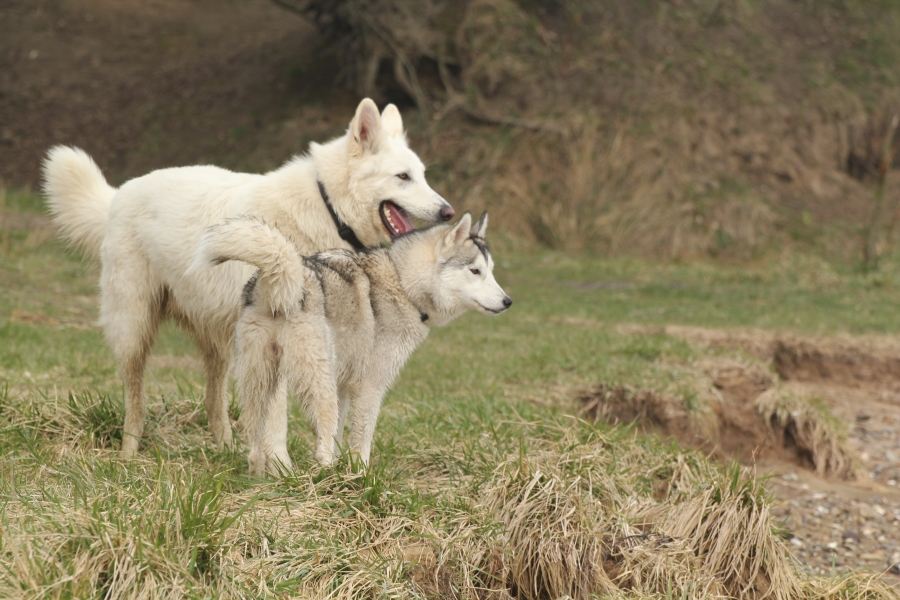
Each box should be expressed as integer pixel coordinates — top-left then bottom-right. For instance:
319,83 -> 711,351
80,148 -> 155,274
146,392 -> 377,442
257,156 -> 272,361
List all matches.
332,387 -> 352,457
304,374 -> 340,466
197,335 -> 233,450
235,321 -> 281,477
100,246 -> 163,458
348,385 -> 386,465
263,379 -> 291,474
281,327 -> 339,466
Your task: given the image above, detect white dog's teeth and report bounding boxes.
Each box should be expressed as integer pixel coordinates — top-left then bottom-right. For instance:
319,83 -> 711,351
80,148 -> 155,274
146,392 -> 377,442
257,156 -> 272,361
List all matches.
385,208 -> 398,232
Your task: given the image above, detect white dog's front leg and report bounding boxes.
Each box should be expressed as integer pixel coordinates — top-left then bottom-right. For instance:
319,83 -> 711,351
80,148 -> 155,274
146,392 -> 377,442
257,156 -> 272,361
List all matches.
349,386 -> 385,465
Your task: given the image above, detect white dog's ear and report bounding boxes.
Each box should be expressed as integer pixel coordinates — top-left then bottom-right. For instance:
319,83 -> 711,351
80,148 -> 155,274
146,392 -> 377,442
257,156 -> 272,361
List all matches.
443,212 -> 472,250
470,211 -> 488,239
350,98 -> 381,154
381,104 -> 404,139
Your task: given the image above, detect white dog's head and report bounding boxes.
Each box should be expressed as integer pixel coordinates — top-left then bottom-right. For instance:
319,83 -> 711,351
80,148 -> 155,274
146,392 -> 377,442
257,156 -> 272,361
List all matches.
430,211 -> 511,320
337,99 -> 454,246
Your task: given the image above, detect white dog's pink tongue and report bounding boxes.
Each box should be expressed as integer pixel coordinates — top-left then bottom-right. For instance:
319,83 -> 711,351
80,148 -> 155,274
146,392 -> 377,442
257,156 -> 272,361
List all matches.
384,202 -> 412,235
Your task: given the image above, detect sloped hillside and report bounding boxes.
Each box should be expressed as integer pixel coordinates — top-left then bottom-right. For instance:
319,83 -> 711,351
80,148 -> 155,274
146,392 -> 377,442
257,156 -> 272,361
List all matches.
2,0 -> 899,260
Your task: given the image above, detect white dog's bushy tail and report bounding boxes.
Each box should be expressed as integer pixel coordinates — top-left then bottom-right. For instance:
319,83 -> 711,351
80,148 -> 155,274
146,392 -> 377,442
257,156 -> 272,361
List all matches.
42,146 -> 116,257
197,217 -> 307,316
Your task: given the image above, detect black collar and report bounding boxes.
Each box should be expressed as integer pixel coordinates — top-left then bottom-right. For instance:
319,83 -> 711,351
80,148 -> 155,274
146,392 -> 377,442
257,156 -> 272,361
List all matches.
318,181 -> 365,251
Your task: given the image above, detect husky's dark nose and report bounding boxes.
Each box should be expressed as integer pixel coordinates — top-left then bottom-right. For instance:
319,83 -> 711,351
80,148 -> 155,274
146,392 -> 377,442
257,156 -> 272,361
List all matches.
440,204 -> 455,221
502,296 -> 513,309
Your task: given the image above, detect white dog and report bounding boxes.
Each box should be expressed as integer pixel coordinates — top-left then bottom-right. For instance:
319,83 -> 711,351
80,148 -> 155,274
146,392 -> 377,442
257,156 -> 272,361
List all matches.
42,98 -> 454,457
198,212 -> 511,474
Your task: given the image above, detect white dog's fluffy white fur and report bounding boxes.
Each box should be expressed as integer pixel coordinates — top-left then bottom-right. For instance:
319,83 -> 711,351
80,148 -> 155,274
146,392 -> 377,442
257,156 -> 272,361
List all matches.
43,99 -> 453,457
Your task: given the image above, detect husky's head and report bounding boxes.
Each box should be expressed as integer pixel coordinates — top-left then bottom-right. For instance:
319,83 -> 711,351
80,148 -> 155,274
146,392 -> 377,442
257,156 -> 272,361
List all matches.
423,211 -> 512,322
329,99 -> 454,246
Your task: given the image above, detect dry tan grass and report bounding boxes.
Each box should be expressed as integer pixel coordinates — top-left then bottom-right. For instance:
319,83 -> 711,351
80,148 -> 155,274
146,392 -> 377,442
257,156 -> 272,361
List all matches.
0,387 -> 894,599
493,123 -> 690,256
475,428 -> 798,599
478,110 -> 785,259
0,455 -> 892,599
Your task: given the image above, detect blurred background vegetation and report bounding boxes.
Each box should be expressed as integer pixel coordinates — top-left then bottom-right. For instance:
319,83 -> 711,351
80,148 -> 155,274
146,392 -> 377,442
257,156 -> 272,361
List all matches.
2,0 -> 899,265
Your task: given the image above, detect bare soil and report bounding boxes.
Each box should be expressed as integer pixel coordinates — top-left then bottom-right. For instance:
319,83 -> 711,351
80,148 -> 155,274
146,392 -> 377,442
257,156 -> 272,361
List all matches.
594,325 -> 900,580
0,0 -> 356,188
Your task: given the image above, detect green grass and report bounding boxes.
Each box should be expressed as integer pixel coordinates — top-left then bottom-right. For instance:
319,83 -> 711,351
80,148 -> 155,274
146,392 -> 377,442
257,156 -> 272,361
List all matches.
1,190 -> 899,598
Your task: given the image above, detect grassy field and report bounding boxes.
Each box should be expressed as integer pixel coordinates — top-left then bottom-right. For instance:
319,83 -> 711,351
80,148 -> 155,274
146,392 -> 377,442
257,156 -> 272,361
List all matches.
2,189 -> 900,598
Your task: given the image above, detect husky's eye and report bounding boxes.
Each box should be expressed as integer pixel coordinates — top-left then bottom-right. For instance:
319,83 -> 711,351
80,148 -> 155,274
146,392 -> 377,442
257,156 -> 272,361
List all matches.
396,173 -> 410,181
470,268 -> 481,275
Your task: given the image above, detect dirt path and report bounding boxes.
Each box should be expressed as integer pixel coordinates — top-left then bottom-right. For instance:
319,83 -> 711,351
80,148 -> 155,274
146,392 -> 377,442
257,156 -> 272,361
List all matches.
753,380 -> 899,579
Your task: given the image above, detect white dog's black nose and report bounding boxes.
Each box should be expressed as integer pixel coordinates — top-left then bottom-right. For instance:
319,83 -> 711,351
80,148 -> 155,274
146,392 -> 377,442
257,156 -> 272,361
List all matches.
502,296 -> 512,308
440,204 -> 455,221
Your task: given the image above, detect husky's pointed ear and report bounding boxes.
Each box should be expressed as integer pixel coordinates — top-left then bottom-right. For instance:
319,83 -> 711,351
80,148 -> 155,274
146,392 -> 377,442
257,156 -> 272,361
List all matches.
470,211 -> 488,239
381,104 -> 404,139
350,98 -> 381,155
443,212 -> 472,249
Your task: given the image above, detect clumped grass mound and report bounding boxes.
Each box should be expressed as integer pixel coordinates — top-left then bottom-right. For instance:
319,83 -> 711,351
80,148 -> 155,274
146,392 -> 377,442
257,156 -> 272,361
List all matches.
755,387 -> 861,480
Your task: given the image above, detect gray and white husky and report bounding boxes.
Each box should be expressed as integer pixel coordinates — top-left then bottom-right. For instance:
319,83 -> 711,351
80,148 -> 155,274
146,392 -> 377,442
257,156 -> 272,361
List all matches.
197,212 -> 511,475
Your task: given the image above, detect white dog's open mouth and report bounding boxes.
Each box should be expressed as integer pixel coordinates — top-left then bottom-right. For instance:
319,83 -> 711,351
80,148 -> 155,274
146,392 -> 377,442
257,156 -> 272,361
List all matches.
380,201 -> 413,238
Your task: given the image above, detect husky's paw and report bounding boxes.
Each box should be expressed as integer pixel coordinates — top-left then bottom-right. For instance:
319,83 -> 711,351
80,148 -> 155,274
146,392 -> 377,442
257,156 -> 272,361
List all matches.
265,447 -> 293,477
120,436 -> 140,459
210,417 -> 234,451
248,448 -> 267,477
314,448 -> 335,466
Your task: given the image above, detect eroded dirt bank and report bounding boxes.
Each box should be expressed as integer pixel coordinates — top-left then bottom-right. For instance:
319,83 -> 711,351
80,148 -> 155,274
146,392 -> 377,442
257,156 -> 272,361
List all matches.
587,325 -> 900,580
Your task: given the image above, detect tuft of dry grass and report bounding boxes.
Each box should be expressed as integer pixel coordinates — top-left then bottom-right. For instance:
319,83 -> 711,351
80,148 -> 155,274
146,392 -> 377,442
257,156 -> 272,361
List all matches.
472,427 -> 798,599
754,387 -> 861,480
483,458 -> 606,599
636,474 -> 796,599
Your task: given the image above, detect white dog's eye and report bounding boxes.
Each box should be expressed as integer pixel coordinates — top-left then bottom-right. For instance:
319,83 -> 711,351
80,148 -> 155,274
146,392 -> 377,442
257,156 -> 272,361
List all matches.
470,268 -> 481,275
396,173 -> 410,181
